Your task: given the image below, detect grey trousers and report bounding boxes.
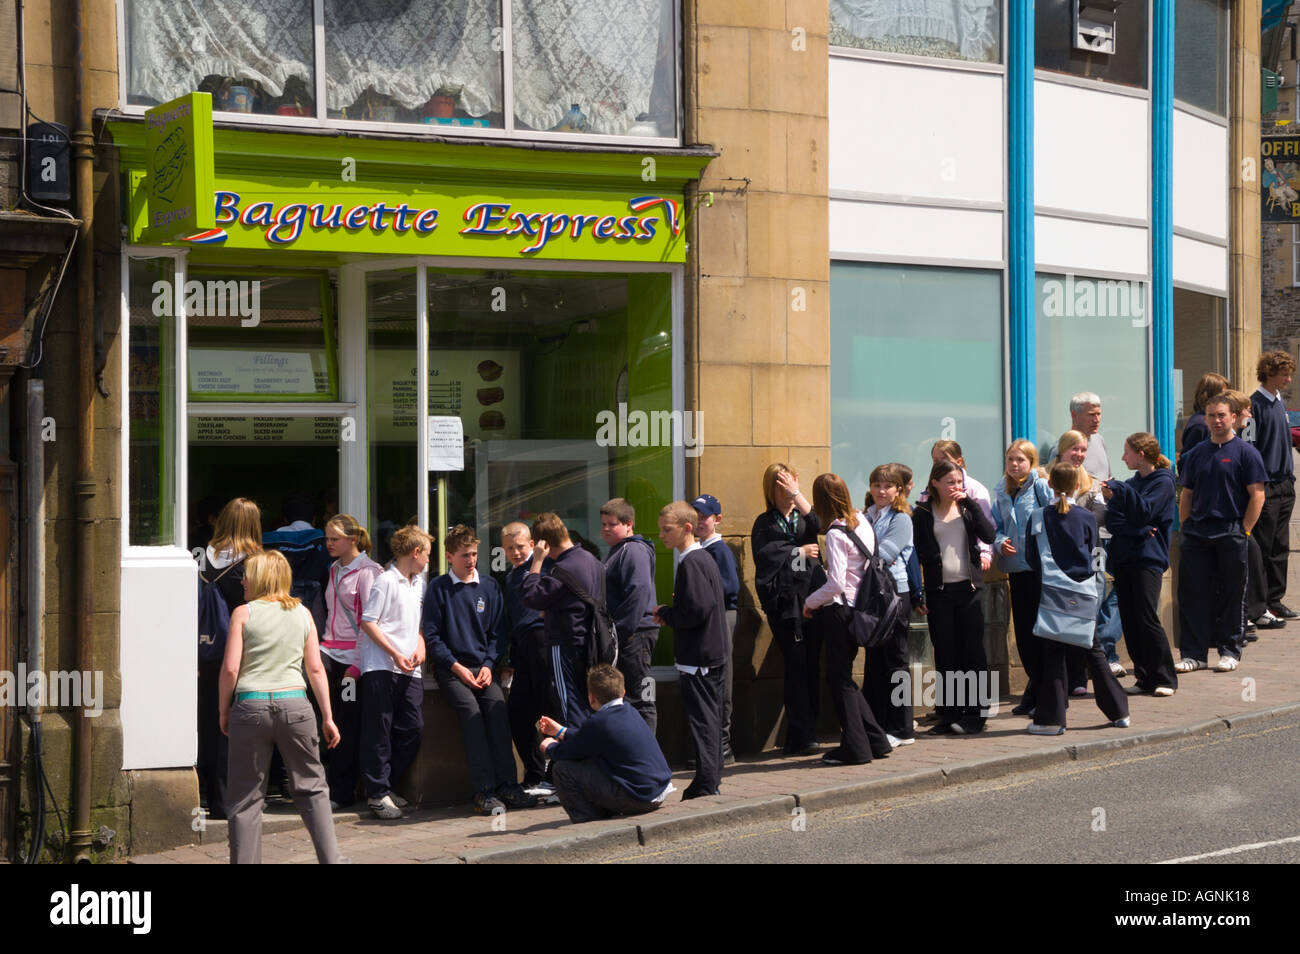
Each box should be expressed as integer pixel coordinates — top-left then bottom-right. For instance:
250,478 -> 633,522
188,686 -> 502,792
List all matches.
551,757 -> 663,824
227,696 -> 341,864
721,609 -> 737,752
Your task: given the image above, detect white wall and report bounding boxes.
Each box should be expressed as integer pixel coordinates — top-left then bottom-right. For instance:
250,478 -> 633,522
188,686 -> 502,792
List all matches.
1173,108 -> 1229,241
121,551 -> 198,770
830,57 -> 1003,202
1173,234 -> 1229,293
1035,79 -> 1148,221
829,55 -> 1003,264
1035,215 -> 1149,277
831,199 -> 1002,264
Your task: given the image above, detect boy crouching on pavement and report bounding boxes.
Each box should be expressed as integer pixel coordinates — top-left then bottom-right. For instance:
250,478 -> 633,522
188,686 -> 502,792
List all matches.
653,501 -> 728,799
539,665 -> 674,823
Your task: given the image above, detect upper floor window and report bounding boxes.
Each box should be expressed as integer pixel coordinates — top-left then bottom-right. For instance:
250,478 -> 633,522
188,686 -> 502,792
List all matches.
123,0 -> 680,142
1175,0 -> 1229,116
1036,0 -> 1148,90
829,0 -> 1002,64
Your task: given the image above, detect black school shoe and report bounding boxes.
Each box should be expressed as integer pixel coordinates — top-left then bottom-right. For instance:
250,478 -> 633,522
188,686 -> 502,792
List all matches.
781,740 -> 820,756
496,783 -> 539,809
820,747 -> 871,766
1270,603 -> 1299,619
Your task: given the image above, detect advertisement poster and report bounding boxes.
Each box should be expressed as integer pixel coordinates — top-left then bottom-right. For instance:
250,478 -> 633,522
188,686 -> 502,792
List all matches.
369,349 -> 521,442
1263,137 -> 1300,222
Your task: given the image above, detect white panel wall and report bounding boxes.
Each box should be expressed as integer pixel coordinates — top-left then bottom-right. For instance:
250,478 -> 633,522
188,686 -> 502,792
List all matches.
830,56 -> 1003,202
1173,234 -> 1229,293
1035,215 -> 1149,276
1173,108 -> 1229,241
121,552 -> 198,770
831,199 -> 1003,264
1035,80 -> 1148,221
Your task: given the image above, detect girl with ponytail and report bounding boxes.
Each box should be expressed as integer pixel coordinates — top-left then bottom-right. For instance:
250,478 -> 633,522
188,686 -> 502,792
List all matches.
1099,434 -> 1178,696
320,514 -> 383,807
1024,463 -> 1130,735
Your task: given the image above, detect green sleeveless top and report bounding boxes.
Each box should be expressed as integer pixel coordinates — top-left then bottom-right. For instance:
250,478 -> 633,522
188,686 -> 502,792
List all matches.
235,600 -> 309,693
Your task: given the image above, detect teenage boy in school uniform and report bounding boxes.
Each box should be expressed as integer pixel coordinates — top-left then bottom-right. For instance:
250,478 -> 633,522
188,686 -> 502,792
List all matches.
500,521 -> 553,791
358,525 -> 431,820
693,493 -> 740,763
520,512 -> 606,731
653,501 -> 728,799
423,524 -> 538,814
1176,395 -> 1267,674
538,665 -> 675,824
1244,351 -> 1298,623
599,498 -> 660,733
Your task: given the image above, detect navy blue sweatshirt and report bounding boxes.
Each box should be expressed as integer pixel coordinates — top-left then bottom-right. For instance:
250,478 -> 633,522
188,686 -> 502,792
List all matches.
701,536 -> 740,610
546,699 -> 672,802
1104,468 -> 1176,571
657,549 -> 727,668
604,535 -> 659,635
1025,506 -> 1097,582
520,544 -> 606,649
421,571 -> 508,671
1247,389 -> 1295,480
1181,413 -> 1208,457
505,558 -> 550,654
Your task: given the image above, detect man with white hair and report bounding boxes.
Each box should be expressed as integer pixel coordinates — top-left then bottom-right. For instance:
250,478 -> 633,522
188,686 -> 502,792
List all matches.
1049,392 -> 1125,685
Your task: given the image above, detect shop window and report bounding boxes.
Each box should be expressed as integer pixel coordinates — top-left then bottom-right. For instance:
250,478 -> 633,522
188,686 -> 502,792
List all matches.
1172,287 -> 1227,456
1292,226 -> 1300,287
1035,273 -> 1150,466
128,257 -> 179,547
829,0 -> 1002,64
829,262 -> 1006,500
1036,0 -> 1148,89
124,0 -> 316,117
1174,0 -> 1229,116
184,271 -> 337,401
123,0 -> 680,141
366,269 -> 419,566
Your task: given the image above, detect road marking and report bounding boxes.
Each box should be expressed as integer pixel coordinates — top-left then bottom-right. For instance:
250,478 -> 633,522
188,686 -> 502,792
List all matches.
1157,834 -> 1300,864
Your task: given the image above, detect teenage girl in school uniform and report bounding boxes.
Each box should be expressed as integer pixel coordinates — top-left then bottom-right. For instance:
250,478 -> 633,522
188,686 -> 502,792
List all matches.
1025,463 -> 1130,735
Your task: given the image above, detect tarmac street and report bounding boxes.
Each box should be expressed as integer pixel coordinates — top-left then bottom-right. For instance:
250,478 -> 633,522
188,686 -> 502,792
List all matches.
130,625 -> 1300,865
615,712 -> 1300,864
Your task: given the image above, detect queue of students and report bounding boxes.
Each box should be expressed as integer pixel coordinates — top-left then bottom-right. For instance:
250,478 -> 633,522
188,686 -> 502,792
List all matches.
202,357 -> 1291,861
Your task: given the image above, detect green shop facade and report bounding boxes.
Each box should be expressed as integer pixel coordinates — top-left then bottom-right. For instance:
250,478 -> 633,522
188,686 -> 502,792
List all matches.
108,119 -> 710,806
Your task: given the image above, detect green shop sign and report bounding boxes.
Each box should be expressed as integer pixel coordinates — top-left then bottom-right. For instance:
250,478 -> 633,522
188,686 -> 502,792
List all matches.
112,124 -> 711,264
141,93 -> 215,242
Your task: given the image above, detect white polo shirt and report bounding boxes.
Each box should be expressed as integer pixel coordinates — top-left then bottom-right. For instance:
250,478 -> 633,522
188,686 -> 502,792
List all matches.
359,564 -> 425,676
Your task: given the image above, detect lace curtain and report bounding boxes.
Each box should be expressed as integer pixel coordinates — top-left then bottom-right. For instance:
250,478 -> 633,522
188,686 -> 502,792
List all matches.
125,0 -> 671,135
829,0 -> 1002,63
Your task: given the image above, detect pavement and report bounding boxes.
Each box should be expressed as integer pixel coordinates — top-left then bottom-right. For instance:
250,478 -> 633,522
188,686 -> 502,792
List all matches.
131,628 -> 1300,865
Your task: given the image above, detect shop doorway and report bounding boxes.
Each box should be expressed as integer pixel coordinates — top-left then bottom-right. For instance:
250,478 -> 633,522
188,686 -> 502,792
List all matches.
188,415 -> 342,550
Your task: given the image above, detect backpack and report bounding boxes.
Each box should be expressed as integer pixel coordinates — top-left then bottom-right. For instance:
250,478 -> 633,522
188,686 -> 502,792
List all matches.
549,565 -> 619,669
828,525 -> 904,649
264,529 -> 331,631
198,559 -> 242,663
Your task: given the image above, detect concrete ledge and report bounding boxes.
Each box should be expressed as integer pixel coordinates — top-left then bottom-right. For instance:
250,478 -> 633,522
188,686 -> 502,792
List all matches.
795,768 -> 945,812
941,748 -> 1072,784
637,795 -> 796,846
461,823 -> 641,863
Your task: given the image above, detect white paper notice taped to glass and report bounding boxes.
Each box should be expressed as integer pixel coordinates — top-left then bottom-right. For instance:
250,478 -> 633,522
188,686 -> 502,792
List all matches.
427,416 -> 465,471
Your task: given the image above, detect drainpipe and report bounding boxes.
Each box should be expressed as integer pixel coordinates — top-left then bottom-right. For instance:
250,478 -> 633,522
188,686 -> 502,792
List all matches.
69,0 -> 96,863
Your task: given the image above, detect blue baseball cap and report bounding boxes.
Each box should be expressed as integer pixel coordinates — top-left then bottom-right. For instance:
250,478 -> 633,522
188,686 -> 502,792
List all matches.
692,493 -> 721,516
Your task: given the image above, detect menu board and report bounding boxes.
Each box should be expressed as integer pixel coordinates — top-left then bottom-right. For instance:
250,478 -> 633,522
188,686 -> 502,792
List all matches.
189,348 -> 326,395
189,416 -> 340,445
369,349 -> 521,442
